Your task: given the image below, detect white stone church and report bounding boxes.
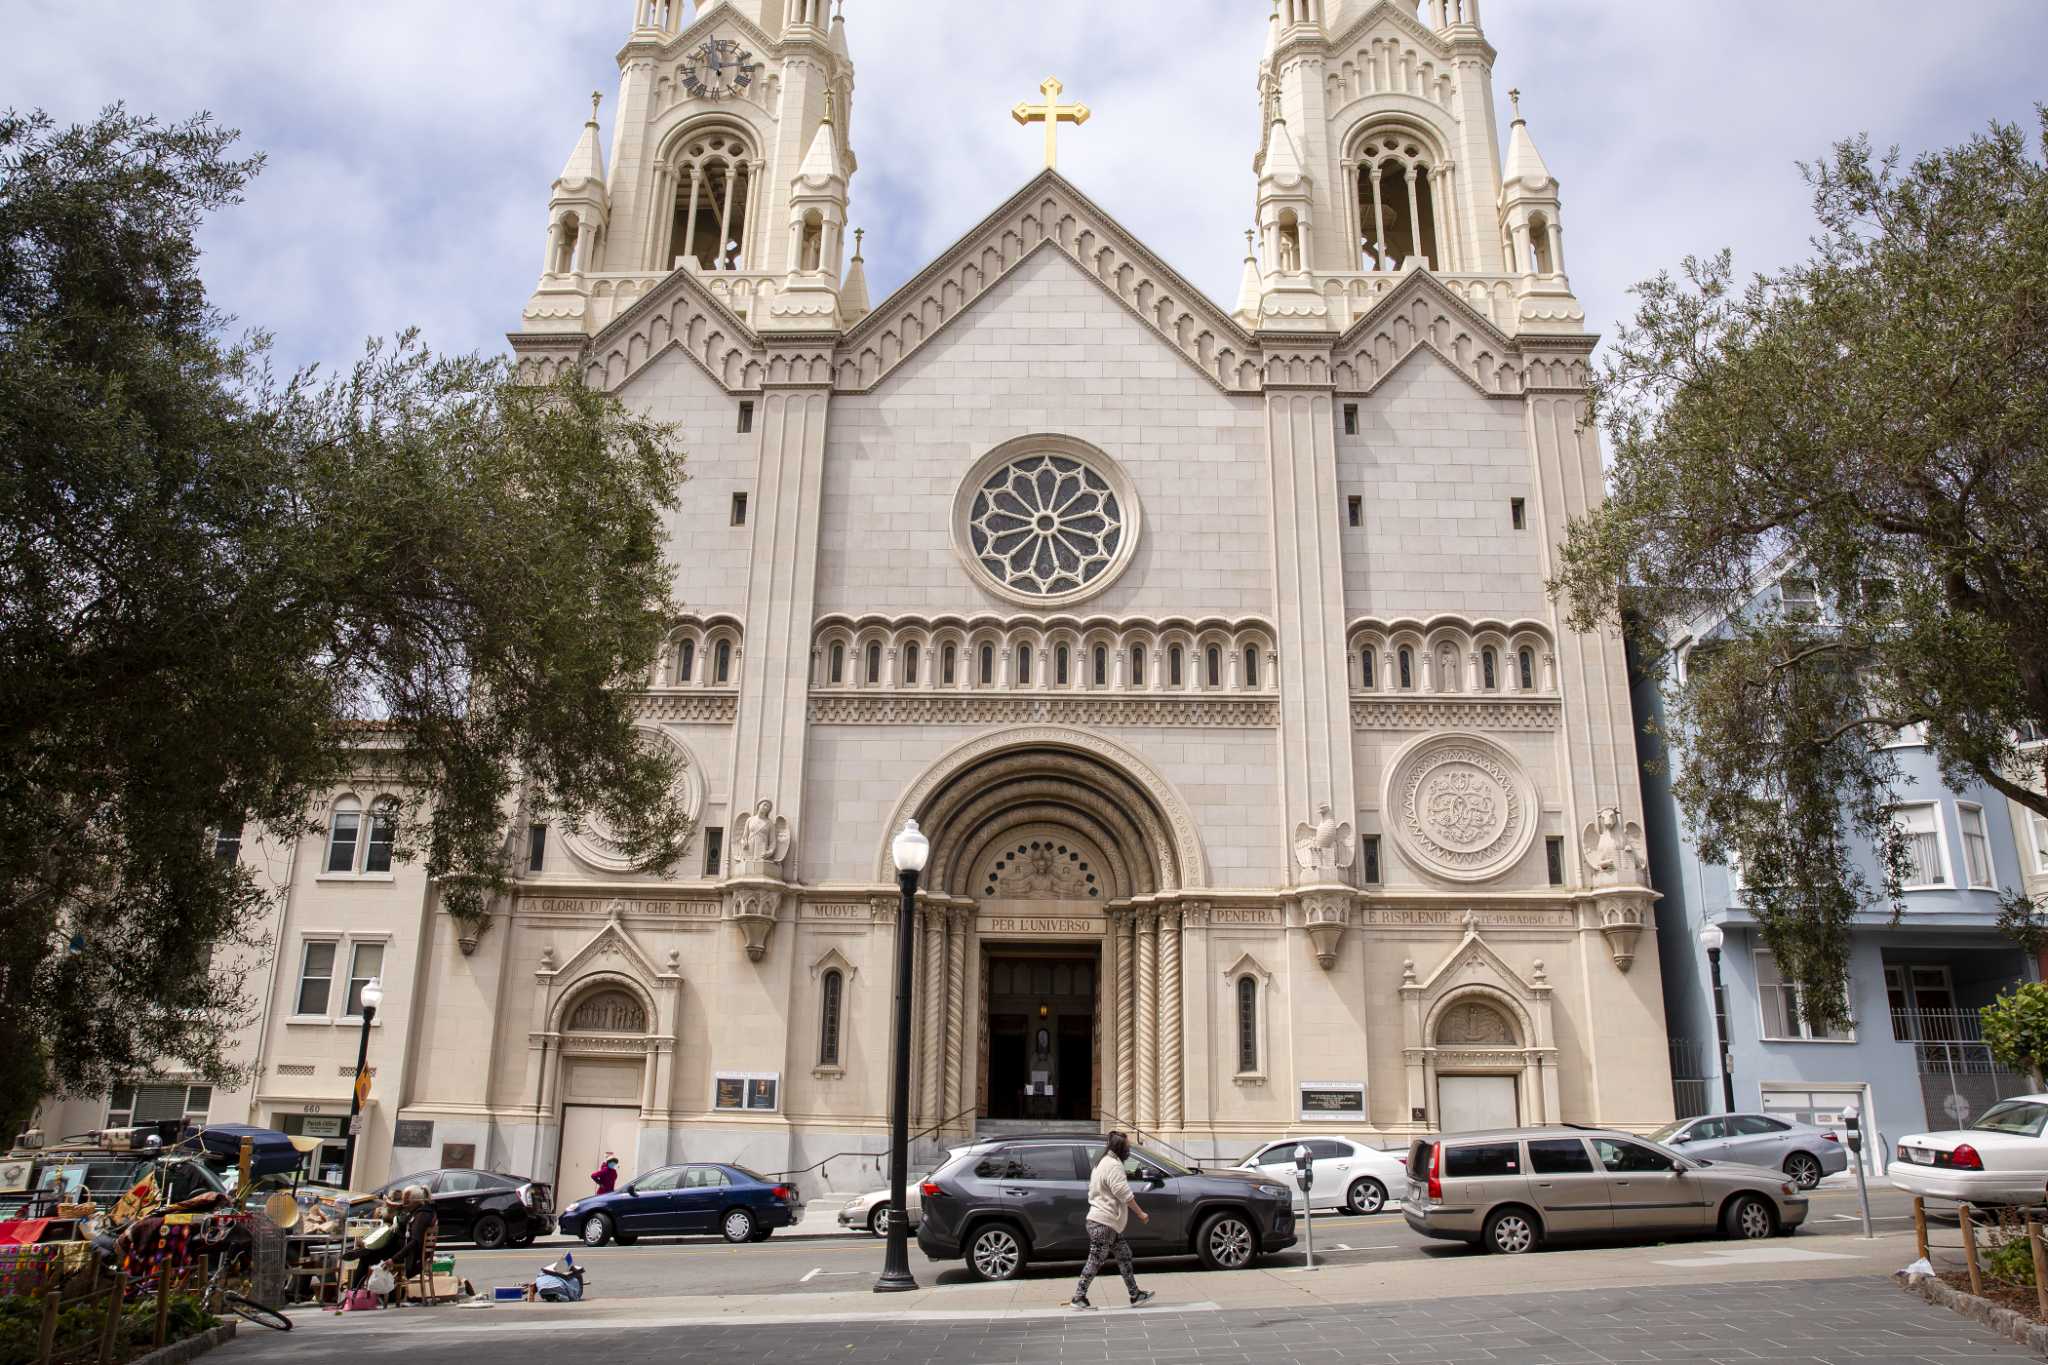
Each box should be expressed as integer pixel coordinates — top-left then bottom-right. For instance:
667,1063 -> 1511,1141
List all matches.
39,0 -> 1677,1191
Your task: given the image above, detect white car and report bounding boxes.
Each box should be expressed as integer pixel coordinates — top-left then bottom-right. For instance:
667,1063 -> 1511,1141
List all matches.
837,1185 -> 921,1236
1890,1094 -> 2048,1206
1233,1136 -> 1407,1215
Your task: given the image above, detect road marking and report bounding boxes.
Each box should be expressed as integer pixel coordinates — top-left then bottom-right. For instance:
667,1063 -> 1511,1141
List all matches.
800,1267 -> 864,1282
1652,1247 -> 1860,1268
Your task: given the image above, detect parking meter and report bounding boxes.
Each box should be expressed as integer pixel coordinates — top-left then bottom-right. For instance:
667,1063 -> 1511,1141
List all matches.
1842,1102 -> 1872,1238
1293,1145 -> 1318,1270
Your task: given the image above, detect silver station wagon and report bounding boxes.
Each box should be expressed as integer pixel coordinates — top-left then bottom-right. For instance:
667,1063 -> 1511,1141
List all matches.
1404,1126 -> 1810,1254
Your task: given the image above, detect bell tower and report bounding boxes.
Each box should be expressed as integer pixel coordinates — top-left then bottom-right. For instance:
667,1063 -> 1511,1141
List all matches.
522,0 -> 860,335
1241,0 -> 1582,335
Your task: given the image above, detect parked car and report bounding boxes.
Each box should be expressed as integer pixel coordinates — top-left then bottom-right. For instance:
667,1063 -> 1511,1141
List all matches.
1648,1113 -> 1849,1190
915,1134 -> 1296,1281
559,1162 -> 801,1246
839,1186 -> 921,1236
1404,1127 -> 1809,1255
366,1168 -> 555,1248
1232,1136 -> 1407,1215
1890,1095 -> 2048,1206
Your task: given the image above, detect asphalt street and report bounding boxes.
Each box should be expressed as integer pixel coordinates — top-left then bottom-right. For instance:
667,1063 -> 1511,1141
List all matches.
218,1275 -> 2031,1365
445,1184 -> 1916,1302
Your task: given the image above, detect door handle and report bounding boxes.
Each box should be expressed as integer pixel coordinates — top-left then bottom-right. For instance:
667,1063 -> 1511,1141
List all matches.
1003,1188 -> 1030,1197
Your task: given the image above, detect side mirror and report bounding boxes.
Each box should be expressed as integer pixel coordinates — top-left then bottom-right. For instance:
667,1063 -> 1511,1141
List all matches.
1670,1134 -> 1690,1145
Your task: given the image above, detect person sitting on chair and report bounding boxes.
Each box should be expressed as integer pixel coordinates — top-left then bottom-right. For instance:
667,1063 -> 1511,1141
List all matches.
349,1186 -> 437,1299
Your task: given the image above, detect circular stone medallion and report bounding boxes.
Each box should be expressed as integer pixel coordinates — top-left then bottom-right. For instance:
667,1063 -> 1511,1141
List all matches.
561,727 -> 703,874
1385,735 -> 1537,883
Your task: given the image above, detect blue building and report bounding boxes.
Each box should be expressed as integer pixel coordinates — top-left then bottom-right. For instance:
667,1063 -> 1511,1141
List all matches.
1634,581 -> 2037,1172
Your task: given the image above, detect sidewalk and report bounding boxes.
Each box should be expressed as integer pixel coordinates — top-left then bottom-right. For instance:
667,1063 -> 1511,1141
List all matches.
280,1229 -> 1927,1335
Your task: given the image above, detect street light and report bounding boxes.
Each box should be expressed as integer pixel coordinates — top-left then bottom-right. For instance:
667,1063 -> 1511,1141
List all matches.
876,820 -> 929,1294
340,977 -> 382,1189
1697,923 -> 1735,1113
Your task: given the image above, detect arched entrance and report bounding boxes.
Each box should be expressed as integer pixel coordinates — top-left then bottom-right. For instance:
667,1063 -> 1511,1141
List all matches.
550,978 -> 657,1191
880,730 -> 1207,1140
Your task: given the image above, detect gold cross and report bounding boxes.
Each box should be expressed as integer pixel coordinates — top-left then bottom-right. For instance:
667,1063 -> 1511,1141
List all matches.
1012,76 -> 1090,170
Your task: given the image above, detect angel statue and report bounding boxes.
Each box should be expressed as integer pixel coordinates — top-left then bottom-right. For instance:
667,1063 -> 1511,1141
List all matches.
1293,802 -> 1357,875
732,798 -> 793,875
1581,807 -> 1647,887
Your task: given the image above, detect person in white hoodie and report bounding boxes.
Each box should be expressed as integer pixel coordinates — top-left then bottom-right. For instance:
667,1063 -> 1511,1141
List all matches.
1071,1131 -> 1156,1310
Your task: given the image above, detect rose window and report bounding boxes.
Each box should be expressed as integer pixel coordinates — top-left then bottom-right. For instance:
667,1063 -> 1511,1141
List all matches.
966,454 -> 1126,599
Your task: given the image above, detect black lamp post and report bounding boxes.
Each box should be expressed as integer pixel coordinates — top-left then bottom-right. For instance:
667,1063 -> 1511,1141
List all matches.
876,820 -> 928,1293
340,977 -> 382,1189
1698,924 -> 1736,1113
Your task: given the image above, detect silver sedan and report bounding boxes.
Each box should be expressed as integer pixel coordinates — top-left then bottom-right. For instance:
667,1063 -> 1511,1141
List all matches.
836,1186 -> 921,1236
1649,1113 -> 1851,1189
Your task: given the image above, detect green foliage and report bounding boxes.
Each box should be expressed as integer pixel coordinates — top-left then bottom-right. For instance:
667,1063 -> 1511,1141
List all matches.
0,1289 -> 214,1365
1982,984 -> 2048,1087
0,107 -> 690,1130
1987,1230 -> 2038,1288
1554,111 -> 2048,1031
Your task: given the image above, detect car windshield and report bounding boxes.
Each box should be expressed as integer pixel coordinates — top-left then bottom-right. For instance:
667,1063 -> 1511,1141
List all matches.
1128,1146 -> 1190,1177
1973,1101 -> 2048,1137
1646,1121 -> 1688,1143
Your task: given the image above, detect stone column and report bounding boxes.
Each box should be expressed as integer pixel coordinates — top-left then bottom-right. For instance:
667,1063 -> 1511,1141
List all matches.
1158,910 -> 1183,1132
919,906 -> 945,1126
1135,910 -> 1159,1133
1114,909 -> 1136,1125
944,907 -> 969,1134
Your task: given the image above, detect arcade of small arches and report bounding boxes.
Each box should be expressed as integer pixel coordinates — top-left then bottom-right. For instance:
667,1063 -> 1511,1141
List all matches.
811,616 -> 1279,695
655,618 -> 744,688
1345,124 -> 1462,274
650,123 -> 763,274
1346,618 -> 1557,695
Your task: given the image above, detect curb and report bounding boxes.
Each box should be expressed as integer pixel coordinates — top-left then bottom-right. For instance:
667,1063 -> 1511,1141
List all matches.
127,1322 -> 238,1365
1899,1273 -> 2048,1357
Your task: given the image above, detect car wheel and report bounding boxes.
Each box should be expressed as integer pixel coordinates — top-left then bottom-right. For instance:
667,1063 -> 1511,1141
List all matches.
749,1227 -> 774,1243
580,1214 -> 614,1247
967,1223 -> 1027,1282
1346,1178 -> 1387,1216
471,1214 -> 508,1250
867,1205 -> 889,1237
1784,1152 -> 1824,1190
1725,1194 -> 1776,1240
1196,1211 -> 1258,1270
722,1208 -> 757,1244
1482,1207 -> 1541,1255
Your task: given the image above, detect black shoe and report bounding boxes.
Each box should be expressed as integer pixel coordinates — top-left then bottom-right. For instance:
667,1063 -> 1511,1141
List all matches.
1070,1297 -> 1095,1311
1129,1290 -> 1155,1308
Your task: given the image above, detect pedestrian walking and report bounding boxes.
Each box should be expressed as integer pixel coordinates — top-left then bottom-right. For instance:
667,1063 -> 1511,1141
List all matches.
591,1155 -> 619,1195
1071,1131 -> 1155,1310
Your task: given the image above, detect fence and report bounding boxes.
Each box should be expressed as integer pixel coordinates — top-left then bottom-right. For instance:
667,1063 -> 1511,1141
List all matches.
1894,1007 -> 2035,1130
1669,1038 -> 1713,1120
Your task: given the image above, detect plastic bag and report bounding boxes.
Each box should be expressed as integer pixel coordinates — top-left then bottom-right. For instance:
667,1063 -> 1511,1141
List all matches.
1897,1256 -> 1936,1282
365,1265 -> 397,1296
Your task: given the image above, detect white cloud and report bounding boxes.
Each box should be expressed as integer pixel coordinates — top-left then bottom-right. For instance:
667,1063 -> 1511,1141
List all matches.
4,0 -> 2042,371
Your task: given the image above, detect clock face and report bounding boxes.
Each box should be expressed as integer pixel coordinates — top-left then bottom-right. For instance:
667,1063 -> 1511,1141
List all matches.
681,39 -> 754,100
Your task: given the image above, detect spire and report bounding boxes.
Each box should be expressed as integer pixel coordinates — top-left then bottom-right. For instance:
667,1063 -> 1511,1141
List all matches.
829,0 -> 850,58
1235,230 -> 1263,320
1264,0 -> 1280,60
796,95 -> 844,188
841,227 -> 871,319
1502,91 -> 1554,191
557,91 -> 607,189
1260,112 -> 1307,189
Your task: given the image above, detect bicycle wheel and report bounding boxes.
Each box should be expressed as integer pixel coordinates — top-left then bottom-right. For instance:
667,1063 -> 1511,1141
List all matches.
223,1292 -> 292,1332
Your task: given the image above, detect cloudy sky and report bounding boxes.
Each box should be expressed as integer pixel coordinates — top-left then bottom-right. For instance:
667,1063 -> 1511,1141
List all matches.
6,1 -> 2043,374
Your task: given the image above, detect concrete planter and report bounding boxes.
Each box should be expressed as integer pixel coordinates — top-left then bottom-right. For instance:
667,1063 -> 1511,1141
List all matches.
126,1321 -> 238,1365
1901,1272 -> 2048,1357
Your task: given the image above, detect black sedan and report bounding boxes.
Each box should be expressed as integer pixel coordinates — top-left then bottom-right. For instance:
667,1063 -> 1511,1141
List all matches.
367,1168 -> 555,1248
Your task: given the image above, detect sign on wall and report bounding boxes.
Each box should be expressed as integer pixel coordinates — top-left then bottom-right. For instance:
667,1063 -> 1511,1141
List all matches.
1298,1081 -> 1366,1122
393,1119 -> 435,1149
714,1072 -> 780,1113
301,1115 -> 344,1139
440,1142 -> 476,1169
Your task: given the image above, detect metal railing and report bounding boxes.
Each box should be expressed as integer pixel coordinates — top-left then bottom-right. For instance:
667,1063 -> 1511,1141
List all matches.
1669,1038 -> 1713,1120
1893,1007 -> 2034,1128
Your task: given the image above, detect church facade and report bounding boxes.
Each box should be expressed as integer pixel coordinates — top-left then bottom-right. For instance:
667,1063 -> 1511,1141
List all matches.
37,0 -> 1677,1191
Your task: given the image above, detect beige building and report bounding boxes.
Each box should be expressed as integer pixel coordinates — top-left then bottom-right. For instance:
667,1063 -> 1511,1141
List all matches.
39,0 -> 1674,1190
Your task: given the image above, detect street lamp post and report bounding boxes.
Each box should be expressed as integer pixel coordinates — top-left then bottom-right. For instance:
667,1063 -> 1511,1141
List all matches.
876,820 -> 928,1294
340,978 -> 383,1189
1698,924 -> 1735,1114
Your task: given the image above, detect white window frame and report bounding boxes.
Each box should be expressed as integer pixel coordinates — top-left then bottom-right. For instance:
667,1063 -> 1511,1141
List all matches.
106,1082 -> 213,1129
1957,802 -> 1995,889
1754,949 -> 1855,1043
1893,802 -> 1953,891
291,933 -> 391,1025
2031,812 -> 2048,877
341,940 -> 387,1021
319,793 -> 399,881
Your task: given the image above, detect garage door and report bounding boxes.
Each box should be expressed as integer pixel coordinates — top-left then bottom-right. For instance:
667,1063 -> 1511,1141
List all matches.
1438,1075 -> 1519,1133
1762,1085 -> 1875,1174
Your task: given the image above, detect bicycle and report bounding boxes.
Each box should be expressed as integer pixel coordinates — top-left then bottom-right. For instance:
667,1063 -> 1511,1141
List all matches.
207,1256 -> 292,1333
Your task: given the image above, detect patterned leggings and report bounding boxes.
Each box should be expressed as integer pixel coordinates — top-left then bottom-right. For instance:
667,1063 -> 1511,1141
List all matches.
1074,1221 -> 1138,1300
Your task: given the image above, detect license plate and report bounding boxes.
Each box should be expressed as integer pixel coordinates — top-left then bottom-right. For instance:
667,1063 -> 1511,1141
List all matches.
1908,1148 -> 1935,1165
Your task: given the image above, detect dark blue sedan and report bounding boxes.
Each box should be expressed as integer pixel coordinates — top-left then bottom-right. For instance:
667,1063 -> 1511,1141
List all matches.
558,1163 -> 802,1246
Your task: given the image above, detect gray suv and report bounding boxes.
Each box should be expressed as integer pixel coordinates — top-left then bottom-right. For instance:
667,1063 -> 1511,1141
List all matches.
1404,1126 -> 1809,1254
915,1135 -> 1297,1281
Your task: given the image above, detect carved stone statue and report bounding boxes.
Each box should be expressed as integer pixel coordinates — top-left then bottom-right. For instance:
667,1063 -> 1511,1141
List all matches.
733,798 -> 792,874
1293,802 -> 1356,876
1581,807 -> 1647,887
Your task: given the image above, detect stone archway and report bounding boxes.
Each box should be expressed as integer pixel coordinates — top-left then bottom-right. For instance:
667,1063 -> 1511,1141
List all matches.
885,731 -> 1200,1141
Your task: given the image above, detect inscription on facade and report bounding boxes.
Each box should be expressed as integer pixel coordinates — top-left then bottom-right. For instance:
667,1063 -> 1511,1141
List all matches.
526,897 -> 721,919
1359,907 -> 1574,928
802,903 -> 869,921
1211,908 -> 1281,926
984,915 -> 1105,937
